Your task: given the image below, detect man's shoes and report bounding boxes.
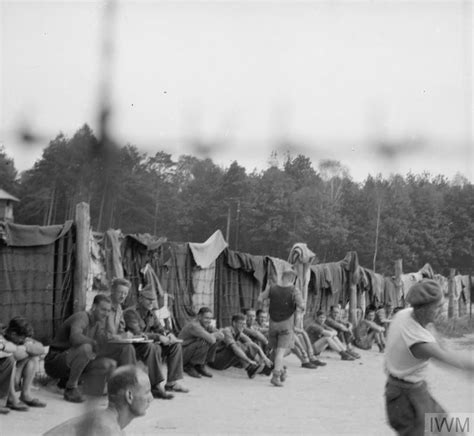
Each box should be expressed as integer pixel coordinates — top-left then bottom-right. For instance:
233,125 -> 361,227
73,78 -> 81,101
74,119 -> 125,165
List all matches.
340,351 -> 355,361
310,358 -> 327,366
260,364 -> 273,376
347,349 -> 361,359
64,387 -> 85,403
19,396 -> 47,408
0,406 -> 10,414
246,363 -> 260,379
301,361 -> 318,369
165,383 -> 189,393
57,378 -> 67,389
184,365 -> 202,378
152,386 -> 174,400
195,365 -> 213,378
6,400 -> 28,411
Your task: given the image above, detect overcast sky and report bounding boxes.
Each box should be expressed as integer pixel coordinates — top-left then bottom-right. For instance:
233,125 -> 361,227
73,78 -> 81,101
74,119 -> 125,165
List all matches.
1,0 -> 472,181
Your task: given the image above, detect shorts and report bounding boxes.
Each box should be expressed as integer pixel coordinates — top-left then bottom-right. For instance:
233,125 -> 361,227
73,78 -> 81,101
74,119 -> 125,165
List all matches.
269,318 -> 295,349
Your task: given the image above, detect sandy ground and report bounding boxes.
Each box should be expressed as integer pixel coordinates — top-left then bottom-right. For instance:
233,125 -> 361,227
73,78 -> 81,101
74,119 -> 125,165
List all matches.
1,337 -> 473,436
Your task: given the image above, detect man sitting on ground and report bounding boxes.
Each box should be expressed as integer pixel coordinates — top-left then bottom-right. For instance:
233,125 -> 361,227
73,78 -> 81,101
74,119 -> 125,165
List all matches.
178,307 -> 224,378
243,308 -> 270,351
209,314 -> 272,377
324,306 -> 360,359
123,286 -> 189,397
44,365 -> 153,436
375,304 -> 393,335
291,326 -> 326,368
44,294 -> 117,403
1,325 -> 27,414
4,316 -> 47,408
354,306 -> 386,352
305,311 -> 357,361
255,310 -> 269,337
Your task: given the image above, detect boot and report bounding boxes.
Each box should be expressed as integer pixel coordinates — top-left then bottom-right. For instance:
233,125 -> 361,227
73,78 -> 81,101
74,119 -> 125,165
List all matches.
271,370 -> 284,387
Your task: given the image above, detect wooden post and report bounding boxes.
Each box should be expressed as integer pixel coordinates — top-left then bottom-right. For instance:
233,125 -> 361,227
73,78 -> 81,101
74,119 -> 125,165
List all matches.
225,205 -> 231,246
349,281 -> 357,327
348,251 -> 358,327
469,274 -> 473,320
447,268 -> 456,319
74,202 -> 90,313
394,259 -> 403,307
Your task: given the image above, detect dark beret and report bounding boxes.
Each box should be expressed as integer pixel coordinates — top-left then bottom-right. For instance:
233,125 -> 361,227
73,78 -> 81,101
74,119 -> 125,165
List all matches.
406,279 -> 443,307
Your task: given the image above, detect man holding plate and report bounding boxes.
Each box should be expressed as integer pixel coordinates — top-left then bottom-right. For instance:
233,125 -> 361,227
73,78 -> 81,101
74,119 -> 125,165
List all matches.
113,283 -> 188,397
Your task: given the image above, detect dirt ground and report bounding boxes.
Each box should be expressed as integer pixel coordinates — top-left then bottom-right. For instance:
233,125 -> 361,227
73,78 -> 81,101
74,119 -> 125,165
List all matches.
1,337 -> 473,436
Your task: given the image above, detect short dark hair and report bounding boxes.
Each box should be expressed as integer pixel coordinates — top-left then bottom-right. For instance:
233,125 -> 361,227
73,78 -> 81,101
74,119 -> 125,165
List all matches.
330,306 -> 339,312
197,307 -> 212,316
111,277 -> 131,292
231,313 -> 246,323
316,310 -> 326,317
108,365 -> 140,403
256,309 -> 266,317
93,294 -> 112,306
5,316 -> 33,339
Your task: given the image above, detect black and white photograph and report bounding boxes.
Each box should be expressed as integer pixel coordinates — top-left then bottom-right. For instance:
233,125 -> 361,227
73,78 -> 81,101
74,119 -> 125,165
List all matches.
0,1 -> 473,435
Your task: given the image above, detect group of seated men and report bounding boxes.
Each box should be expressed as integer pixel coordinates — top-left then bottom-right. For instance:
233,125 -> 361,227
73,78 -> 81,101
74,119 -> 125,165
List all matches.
0,276 -> 396,415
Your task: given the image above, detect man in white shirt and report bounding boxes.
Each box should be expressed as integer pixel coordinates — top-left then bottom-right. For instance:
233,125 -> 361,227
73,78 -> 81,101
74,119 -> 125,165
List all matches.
384,279 -> 474,436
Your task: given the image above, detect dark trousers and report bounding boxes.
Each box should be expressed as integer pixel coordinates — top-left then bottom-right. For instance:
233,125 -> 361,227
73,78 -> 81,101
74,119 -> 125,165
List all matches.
209,343 -> 255,370
45,344 -> 116,391
101,343 -> 137,366
134,342 -> 165,387
0,356 -> 15,407
385,376 -> 446,436
182,339 -> 217,367
160,343 -> 184,384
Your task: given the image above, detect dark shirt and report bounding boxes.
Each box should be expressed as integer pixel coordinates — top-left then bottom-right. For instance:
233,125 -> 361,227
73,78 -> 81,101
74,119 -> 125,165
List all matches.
123,305 -> 166,341
268,285 -> 304,322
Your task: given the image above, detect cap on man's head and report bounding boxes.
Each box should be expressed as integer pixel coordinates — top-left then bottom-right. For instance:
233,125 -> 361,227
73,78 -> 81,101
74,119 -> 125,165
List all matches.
406,279 -> 443,307
139,285 -> 156,300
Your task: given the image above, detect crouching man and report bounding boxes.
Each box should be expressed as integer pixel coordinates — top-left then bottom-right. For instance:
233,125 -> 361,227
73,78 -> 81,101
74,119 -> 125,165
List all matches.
178,307 -> 224,378
44,294 -> 117,403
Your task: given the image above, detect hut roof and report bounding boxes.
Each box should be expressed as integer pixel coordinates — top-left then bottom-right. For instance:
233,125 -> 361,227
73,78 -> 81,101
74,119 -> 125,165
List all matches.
0,188 -> 19,202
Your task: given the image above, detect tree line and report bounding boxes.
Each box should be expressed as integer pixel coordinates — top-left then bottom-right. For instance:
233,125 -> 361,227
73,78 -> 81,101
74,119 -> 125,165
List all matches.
2,124 -> 473,276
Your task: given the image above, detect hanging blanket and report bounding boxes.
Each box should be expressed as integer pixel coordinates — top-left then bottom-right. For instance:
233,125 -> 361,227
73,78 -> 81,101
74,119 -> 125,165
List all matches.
189,230 -> 228,268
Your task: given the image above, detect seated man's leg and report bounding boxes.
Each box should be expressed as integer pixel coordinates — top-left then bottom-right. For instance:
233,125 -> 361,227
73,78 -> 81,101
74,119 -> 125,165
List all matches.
182,339 -> 212,377
134,342 -> 164,388
81,356 -> 116,396
134,342 -> 173,399
15,356 -> 46,407
0,356 -> 15,413
101,343 -> 137,366
161,343 -> 187,391
208,346 -> 240,370
312,337 -> 329,355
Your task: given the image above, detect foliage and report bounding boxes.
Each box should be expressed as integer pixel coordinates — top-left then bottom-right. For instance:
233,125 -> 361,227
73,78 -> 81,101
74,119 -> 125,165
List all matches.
11,126 -> 474,274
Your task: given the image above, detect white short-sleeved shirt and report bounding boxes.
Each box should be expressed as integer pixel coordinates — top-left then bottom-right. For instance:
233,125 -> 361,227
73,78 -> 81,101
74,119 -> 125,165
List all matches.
384,308 -> 435,383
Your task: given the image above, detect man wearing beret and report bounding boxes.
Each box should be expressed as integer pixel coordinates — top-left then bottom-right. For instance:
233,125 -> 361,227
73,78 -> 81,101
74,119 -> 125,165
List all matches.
123,286 -> 189,397
384,279 -> 474,436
